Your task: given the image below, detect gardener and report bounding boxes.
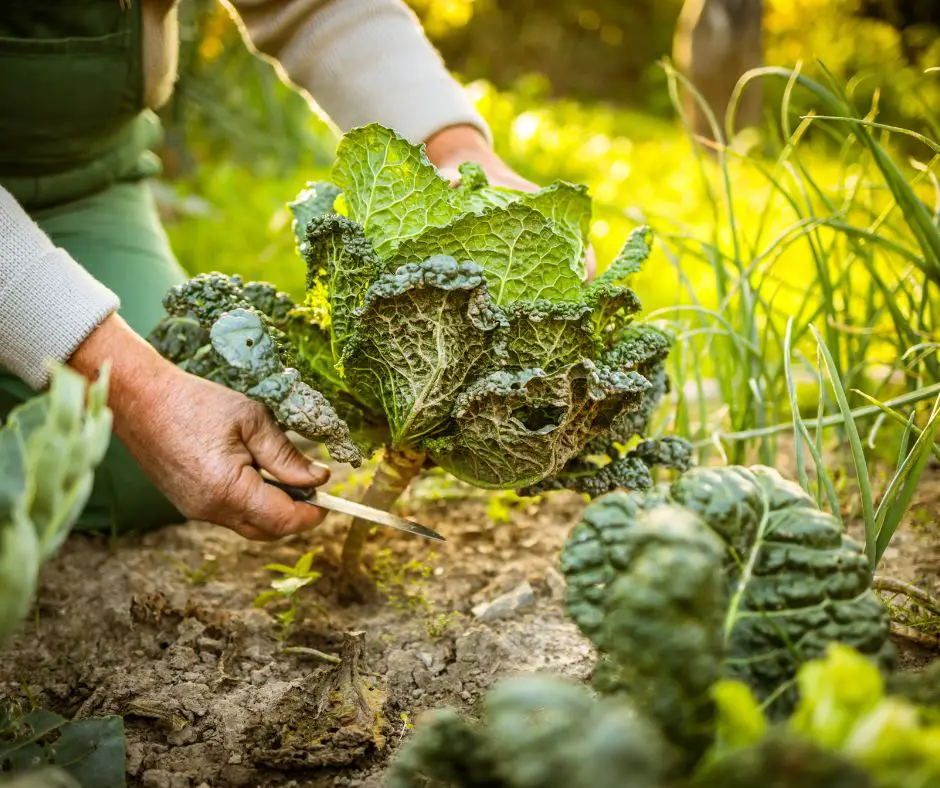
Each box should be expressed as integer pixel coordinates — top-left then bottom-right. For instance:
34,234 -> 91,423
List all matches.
0,0 -> 558,542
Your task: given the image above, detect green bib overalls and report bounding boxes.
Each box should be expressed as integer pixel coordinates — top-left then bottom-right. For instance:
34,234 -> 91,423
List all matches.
0,0 -> 187,533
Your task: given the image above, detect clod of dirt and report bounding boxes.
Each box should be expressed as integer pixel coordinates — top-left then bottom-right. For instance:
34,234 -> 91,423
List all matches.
246,631 -> 387,769
471,582 -> 536,621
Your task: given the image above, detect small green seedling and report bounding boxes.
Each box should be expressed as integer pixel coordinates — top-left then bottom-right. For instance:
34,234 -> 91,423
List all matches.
398,711 -> 414,743
372,549 -> 461,639
165,553 -> 218,586
253,548 -> 325,639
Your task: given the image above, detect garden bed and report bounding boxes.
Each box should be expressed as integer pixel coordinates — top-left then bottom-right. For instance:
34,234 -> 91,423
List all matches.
2,461 -> 938,788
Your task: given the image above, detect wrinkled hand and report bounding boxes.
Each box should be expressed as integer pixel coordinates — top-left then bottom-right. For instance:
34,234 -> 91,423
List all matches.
70,314 -> 330,541
425,125 -> 597,280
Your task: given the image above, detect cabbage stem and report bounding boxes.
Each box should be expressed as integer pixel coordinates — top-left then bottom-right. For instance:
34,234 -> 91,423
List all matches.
339,446 -> 426,599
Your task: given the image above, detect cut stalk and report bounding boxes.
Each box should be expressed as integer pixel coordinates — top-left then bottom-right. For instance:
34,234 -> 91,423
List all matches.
339,445 -> 427,601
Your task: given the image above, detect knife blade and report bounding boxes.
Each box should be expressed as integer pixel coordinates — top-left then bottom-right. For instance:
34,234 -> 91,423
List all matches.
266,479 -> 445,542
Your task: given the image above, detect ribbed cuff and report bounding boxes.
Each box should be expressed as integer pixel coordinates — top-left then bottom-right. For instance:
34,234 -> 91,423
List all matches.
0,249 -> 120,390
0,188 -> 120,390
234,0 -> 492,146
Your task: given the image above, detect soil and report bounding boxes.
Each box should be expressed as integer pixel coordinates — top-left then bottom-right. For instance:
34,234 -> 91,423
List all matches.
1,461 -> 938,788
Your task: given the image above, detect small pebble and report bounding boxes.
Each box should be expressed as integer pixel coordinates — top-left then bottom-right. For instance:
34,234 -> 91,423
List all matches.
471,581 -> 536,621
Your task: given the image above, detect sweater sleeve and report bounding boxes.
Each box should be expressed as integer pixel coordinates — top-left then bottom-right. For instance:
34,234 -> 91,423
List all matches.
223,0 -> 491,145
0,187 -> 120,391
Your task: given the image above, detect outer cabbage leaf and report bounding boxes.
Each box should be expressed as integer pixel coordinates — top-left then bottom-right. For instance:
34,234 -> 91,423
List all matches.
560,465 -> 893,718
341,256 -> 503,445
393,203 -> 583,304
387,674 -> 670,788
577,505 -> 726,758
497,300 -> 596,372
288,180 -> 342,251
427,362 -> 651,489
329,125 -> 593,284
148,274 -> 362,467
521,437 -> 693,498
332,125 -> 461,257
519,181 -> 592,273
301,213 -> 382,357
589,225 -> 653,290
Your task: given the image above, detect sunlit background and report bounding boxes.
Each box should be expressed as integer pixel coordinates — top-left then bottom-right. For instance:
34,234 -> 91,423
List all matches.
156,0 -> 940,473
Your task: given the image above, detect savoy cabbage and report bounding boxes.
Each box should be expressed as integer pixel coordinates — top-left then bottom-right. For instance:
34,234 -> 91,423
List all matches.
149,124 -> 689,593
386,466 -> 926,788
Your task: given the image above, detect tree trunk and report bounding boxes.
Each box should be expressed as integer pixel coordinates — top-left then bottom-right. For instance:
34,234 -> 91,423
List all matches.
673,0 -> 764,142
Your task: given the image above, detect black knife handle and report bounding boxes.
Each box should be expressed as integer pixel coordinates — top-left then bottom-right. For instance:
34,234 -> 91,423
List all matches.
264,478 -> 314,501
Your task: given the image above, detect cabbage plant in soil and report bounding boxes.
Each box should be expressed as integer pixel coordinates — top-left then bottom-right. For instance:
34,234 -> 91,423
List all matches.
149,124 -> 689,598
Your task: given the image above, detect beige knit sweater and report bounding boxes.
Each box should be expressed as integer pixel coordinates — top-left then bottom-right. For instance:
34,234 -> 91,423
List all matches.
0,0 -> 489,390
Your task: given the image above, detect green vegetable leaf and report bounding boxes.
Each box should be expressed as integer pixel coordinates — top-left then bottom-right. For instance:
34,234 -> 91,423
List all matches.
428,362 -> 651,489
288,180 -> 342,250
342,256 -> 503,445
561,465 -> 894,719
1,366 -> 112,640
246,370 -> 361,467
520,182 -> 592,275
394,203 -> 583,304
210,309 -> 281,379
333,125 -> 460,257
302,213 -> 382,358
0,710 -> 125,788
498,300 -> 596,372
590,226 -> 653,289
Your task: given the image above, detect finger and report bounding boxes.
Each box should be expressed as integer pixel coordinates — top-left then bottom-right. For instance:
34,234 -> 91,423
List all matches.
584,245 -> 597,281
237,466 -> 329,538
242,407 -> 331,488
226,521 -> 280,542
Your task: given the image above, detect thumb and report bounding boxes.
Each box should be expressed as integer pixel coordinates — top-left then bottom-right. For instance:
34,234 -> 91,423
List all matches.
243,409 -> 331,488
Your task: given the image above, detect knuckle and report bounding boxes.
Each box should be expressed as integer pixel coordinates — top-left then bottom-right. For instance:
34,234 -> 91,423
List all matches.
204,469 -> 244,513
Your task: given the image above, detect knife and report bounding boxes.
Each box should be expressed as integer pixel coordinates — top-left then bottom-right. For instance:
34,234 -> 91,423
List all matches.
265,479 -> 445,542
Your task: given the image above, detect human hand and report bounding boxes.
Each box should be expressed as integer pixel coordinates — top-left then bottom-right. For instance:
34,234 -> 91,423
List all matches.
424,125 -> 597,280
69,314 -> 330,541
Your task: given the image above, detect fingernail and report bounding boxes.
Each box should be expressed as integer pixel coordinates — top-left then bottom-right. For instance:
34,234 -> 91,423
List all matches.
309,461 -> 330,475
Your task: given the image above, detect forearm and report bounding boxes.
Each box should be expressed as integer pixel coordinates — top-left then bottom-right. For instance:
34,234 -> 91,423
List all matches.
225,0 -> 491,145
0,187 -> 119,390
69,313 -> 171,405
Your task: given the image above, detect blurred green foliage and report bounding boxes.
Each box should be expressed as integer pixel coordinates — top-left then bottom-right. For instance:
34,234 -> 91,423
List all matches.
156,0 -> 940,469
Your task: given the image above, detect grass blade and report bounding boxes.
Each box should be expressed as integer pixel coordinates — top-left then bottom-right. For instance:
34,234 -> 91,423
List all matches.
873,395 -> 940,564
811,325 -> 876,564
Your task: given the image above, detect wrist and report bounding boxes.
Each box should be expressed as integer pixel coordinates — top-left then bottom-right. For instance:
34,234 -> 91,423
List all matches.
68,313 -> 177,416
424,124 -> 492,168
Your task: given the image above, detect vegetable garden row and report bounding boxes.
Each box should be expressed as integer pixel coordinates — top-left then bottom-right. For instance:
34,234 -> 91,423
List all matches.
3,70 -> 940,788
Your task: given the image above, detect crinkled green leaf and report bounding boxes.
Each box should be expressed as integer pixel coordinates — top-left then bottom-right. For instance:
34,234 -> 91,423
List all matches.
210,309 -> 281,379
590,226 -> 653,289
245,369 -> 361,467
162,272 -> 247,324
521,437 -> 693,498
332,125 -> 460,257
387,674 -> 671,788
147,316 -> 208,364
301,213 -> 382,357
520,182 -> 592,275
149,279 -> 364,468
342,256 -> 503,445
451,161 -> 519,212
427,362 -> 651,488
394,203 -> 583,304
498,299 -> 596,372
288,180 -> 342,250
561,466 -> 894,718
